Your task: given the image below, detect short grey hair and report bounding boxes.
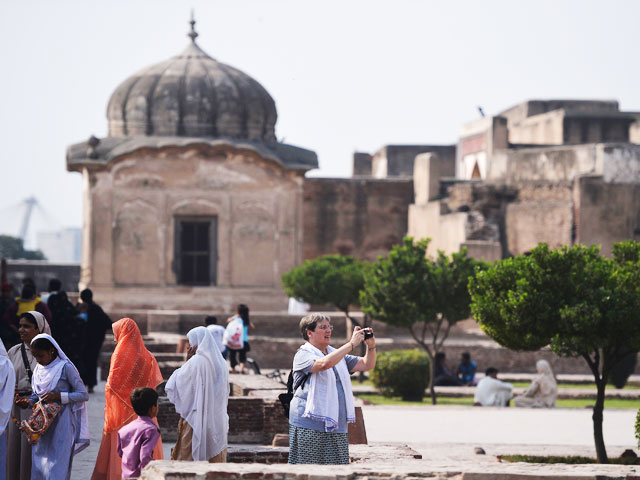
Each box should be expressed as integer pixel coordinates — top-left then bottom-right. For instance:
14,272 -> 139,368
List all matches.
299,313 -> 331,341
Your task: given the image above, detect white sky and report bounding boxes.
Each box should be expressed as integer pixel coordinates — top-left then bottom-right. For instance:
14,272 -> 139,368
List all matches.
2,0 -> 640,247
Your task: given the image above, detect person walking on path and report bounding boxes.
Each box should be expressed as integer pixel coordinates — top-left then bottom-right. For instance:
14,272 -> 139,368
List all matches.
166,326 -> 229,462
117,387 -> 161,479
225,304 -> 254,374
0,338 -> 16,480
78,289 -> 112,393
47,280 -> 85,374
2,283 -> 52,349
288,313 -> 376,465
6,311 -> 51,480
205,316 -> 227,359
91,317 -> 164,480
0,283 -> 15,349
16,334 -> 89,480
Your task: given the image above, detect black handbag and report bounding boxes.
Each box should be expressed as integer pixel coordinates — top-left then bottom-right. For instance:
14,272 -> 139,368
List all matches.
278,370 -> 309,418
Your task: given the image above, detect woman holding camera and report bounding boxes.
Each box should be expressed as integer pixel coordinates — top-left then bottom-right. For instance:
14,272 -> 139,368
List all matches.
288,313 -> 376,465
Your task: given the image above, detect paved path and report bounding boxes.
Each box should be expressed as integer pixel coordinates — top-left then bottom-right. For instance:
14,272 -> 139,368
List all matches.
363,405 -> 636,448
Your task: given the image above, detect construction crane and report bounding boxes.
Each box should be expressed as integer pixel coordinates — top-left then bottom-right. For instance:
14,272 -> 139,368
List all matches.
19,196 -> 38,241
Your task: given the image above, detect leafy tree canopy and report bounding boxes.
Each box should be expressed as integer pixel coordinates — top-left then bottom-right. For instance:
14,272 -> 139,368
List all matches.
469,241 -> 640,463
360,237 -> 486,404
0,235 -> 45,260
281,254 -> 367,312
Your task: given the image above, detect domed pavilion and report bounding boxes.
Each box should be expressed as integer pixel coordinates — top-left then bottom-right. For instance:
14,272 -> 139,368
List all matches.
67,19 -> 317,312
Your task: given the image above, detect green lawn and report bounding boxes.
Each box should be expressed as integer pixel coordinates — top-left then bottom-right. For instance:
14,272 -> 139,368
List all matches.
352,379 -> 640,390
357,393 -> 640,409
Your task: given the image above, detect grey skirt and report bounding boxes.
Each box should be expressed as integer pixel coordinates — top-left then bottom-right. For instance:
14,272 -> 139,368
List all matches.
288,424 -> 349,464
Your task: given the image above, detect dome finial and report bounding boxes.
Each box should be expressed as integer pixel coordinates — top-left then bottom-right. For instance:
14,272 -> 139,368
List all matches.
188,10 -> 199,43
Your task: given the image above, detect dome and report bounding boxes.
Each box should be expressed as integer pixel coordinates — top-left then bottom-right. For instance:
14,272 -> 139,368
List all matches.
107,22 -> 277,142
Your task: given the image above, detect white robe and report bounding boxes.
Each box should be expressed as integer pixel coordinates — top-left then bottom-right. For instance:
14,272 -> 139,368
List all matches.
474,376 -> 513,406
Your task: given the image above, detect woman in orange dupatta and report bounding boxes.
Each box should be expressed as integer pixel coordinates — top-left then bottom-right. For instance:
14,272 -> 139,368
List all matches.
91,318 -> 164,480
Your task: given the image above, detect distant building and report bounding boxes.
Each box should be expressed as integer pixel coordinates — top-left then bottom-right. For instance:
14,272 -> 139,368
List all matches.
37,228 -> 82,263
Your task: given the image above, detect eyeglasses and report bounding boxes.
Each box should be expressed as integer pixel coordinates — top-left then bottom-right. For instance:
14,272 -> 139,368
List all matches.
316,325 -> 334,331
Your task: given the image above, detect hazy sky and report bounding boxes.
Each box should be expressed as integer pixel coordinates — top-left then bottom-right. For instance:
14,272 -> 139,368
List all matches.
2,0 -> 640,247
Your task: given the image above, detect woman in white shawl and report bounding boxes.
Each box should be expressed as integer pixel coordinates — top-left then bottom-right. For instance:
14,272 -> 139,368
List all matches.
514,359 -> 558,408
0,339 -> 16,480
7,311 -> 51,480
166,326 -> 229,462
288,314 -> 376,465
16,333 -> 89,480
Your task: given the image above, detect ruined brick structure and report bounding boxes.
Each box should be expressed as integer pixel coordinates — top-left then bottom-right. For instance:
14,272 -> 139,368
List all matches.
406,100 -> 640,259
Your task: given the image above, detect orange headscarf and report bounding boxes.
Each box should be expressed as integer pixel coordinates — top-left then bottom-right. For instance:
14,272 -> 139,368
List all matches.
103,318 -> 164,433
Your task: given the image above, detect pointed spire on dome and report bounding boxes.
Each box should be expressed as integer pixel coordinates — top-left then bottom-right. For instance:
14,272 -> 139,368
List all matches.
188,10 -> 199,43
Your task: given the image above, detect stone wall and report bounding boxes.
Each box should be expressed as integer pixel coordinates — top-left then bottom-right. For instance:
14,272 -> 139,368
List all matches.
574,175 -> 640,256
302,178 -> 413,261
371,145 -> 455,178
505,201 -> 573,255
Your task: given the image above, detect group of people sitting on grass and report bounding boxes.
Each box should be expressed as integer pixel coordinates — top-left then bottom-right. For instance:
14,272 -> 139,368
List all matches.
434,352 -> 558,408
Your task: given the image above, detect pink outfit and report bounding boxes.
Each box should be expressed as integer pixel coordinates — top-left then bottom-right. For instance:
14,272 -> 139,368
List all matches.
117,416 -> 161,479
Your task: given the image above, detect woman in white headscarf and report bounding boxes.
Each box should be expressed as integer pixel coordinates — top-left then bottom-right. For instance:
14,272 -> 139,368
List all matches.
514,359 -> 558,408
7,311 -> 51,480
166,326 -> 229,462
16,333 -> 89,480
0,338 -> 16,480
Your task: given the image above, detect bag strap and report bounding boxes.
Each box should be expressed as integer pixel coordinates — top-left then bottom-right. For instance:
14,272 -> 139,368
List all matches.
292,371 -> 309,393
21,343 -> 33,382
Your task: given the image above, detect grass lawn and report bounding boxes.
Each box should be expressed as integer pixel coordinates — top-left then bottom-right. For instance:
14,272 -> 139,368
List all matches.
352,379 -> 640,390
357,393 -> 640,409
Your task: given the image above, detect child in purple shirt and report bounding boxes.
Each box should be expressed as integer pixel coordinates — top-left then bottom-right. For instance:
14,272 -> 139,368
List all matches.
117,387 -> 161,479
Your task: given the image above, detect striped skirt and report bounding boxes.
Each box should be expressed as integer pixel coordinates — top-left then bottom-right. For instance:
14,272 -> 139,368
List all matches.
288,425 -> 349,465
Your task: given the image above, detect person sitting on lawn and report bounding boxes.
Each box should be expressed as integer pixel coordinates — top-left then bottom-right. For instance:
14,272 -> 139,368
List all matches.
433,352 -> 462,386
474,367 -> 513,407
513,359 -> 557,408
457,352 -> 477,386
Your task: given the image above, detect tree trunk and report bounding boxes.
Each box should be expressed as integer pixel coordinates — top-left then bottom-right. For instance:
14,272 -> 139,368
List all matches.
592,378 -> 608,463
429,354 -> 436,405
583,351 -> 609,464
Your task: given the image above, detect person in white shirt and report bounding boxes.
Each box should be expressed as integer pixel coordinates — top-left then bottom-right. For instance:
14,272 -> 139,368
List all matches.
474,367 -> 513,407
205,316 -> 227,359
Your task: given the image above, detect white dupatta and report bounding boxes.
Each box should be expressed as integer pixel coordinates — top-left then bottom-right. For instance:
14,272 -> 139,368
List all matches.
166,326 -> 229,461
30,333 -> 90,454
0,341 -> 15,435
300,342 -> 355,432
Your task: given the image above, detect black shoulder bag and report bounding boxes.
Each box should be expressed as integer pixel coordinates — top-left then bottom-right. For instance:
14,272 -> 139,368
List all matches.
278,370 -> 309,418
21,343 -> 33,382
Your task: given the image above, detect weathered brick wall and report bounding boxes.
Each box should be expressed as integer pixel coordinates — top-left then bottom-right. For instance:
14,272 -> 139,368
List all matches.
228,397 -> 265,444
157,391 -> 289,446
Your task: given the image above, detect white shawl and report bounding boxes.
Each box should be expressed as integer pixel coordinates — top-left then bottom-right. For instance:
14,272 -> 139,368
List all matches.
0,341 -> 15,435
30,333 -> 90,454
25,310 -> 52,336
166,326 -> 229,461
301,342 -> 355,432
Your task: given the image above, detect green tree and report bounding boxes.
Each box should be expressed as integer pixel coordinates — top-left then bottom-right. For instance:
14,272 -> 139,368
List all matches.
360,237 -> 485,404
469,242 -> 640,463
0,235 -> 45,260
281,254 -> 368,326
